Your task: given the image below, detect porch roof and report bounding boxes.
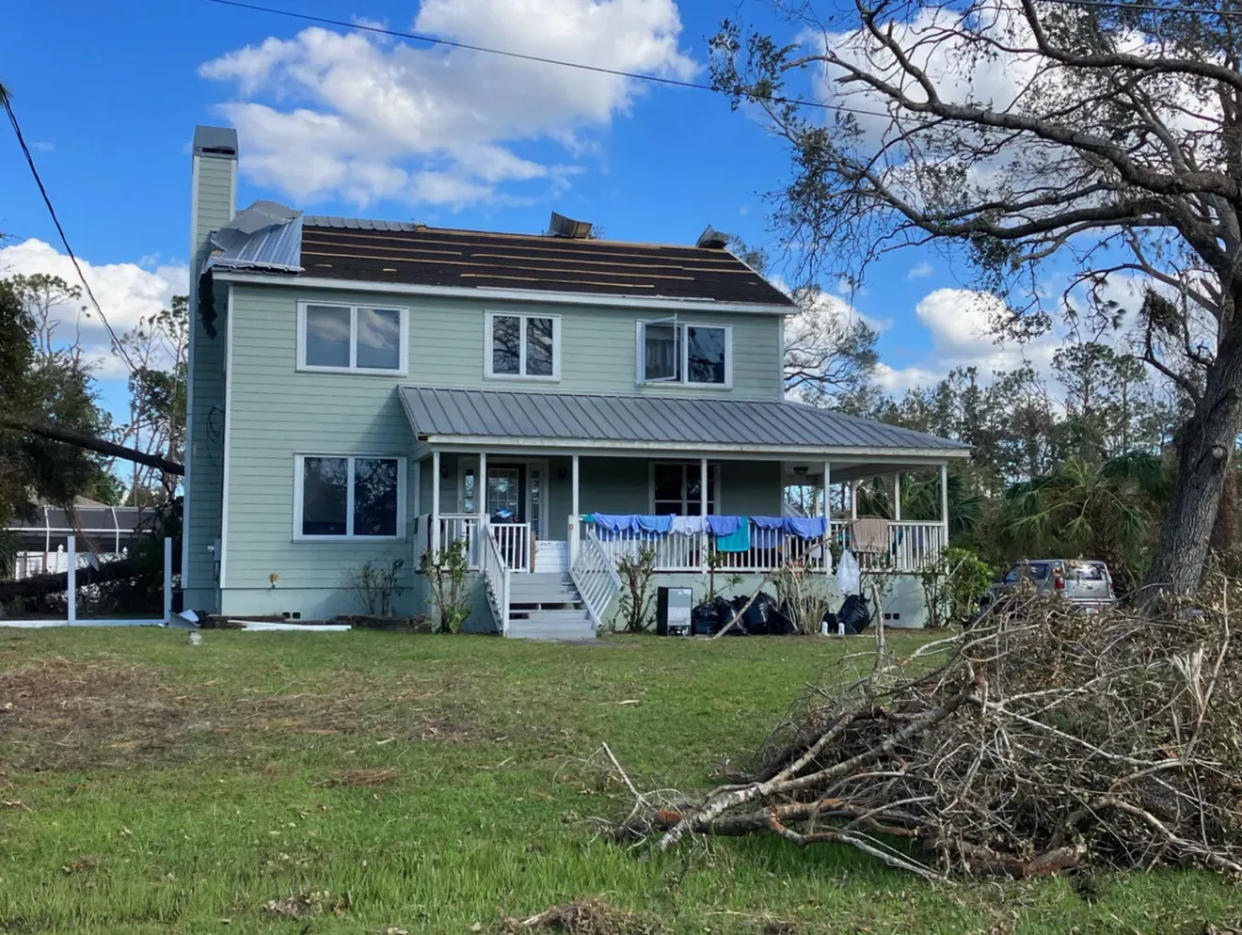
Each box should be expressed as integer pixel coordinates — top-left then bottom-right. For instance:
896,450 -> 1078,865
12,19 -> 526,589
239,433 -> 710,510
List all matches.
399,386 -> 970,458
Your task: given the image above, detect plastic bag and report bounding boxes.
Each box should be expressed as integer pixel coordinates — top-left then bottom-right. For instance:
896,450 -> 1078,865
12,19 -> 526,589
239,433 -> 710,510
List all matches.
838,594 -> 872,634
835,548 -> 861,595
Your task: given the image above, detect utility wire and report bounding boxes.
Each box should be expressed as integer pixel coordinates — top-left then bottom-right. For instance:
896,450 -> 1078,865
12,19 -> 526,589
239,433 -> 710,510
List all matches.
202,0 -> 898,120
2,86 -> 139,376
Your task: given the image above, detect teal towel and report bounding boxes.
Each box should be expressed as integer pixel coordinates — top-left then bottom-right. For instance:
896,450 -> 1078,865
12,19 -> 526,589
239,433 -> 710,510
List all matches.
715,517 -> 751,552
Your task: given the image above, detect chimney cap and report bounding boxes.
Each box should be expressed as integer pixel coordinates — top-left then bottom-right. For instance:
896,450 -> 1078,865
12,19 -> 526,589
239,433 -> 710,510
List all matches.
193,125 -> 238,157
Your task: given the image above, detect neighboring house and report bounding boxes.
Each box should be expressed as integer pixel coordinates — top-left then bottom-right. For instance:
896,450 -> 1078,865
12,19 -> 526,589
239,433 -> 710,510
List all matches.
3,499 -> 145,580
183,126 -> 969,636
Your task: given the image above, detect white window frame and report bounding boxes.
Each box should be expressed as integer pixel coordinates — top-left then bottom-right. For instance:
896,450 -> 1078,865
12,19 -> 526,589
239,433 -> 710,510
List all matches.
636,319 -> 733,388
484,311 -> 562,381
292,454 -> 407,542
296,301 -> 409,375
648,461 -> 723,514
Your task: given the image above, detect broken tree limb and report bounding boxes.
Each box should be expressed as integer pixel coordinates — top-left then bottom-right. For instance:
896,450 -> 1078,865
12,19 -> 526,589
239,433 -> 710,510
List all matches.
1,418 -> 184,476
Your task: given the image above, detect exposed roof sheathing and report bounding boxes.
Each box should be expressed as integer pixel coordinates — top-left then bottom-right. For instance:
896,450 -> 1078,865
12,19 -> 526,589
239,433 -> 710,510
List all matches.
399,386 -> 970,452
298,216 -> 795,306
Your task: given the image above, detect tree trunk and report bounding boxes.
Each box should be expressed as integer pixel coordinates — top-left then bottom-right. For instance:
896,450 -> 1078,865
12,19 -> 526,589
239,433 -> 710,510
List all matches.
1145,321 -> 1242,596
1210,453 -> 1238,552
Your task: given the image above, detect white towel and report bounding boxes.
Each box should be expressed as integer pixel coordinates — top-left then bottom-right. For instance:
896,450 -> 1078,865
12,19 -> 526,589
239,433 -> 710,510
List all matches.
670,515 -> 706,536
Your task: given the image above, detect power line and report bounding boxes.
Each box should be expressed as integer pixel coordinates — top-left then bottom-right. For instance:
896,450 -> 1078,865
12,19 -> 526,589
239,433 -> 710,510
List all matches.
201,0 -> 897,120
2,88 -> 139,376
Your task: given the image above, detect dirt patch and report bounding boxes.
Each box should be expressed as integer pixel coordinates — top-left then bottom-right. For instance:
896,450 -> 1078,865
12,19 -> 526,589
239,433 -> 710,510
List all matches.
261,890 -> 349,920
0,657 -> 189,770
315,767 -> 398,788
501,899 -> 663,934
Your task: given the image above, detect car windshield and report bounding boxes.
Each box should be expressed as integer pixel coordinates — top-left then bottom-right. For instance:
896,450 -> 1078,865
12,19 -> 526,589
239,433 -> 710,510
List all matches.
1003,562 -> 1050,584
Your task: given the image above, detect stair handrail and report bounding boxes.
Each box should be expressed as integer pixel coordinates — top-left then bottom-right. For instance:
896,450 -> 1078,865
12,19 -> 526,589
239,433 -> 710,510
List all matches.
481,521 -> 512,637
571,527 -> 623,631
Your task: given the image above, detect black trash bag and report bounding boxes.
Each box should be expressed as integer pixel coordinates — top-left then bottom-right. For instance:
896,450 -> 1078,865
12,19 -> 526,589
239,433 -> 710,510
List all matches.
741,592 -> 796,635
821,610 -> 838,634
691,596 -> 731,636
837,594 -> 872,634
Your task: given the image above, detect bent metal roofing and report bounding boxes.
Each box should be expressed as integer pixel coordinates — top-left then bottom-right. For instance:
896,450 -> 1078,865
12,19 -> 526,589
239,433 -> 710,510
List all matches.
399,386 -> 970,454
295,216 -> 794,306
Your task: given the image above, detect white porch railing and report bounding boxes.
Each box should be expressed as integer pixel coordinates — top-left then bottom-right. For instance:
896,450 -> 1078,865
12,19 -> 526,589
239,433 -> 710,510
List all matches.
830,520 -> 946,571
480,521 -> 511,636
570,525 -> 623,629
571,517 -> 945,575
490,523 -> 531,572
417,513 -> 480,568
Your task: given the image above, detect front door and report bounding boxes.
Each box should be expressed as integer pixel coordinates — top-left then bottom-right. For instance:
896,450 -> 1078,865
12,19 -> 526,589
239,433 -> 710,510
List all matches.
486,465 -> 525,523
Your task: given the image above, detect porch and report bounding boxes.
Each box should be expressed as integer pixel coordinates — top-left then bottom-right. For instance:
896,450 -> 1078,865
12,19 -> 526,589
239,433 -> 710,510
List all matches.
399,386 -> 969,637
412,452 -> 952,636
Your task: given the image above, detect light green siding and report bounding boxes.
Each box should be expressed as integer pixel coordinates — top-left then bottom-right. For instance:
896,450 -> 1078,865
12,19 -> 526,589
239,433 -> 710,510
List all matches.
211,281 -> 791,619
183,151 -> 236,611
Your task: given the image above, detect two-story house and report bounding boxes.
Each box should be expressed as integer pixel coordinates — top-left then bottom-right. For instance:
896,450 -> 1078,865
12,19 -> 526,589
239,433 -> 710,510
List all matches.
183,126 -> 968,637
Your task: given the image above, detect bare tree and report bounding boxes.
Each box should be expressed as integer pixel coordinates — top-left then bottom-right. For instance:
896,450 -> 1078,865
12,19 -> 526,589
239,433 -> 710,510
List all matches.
712,0 -> 1242,596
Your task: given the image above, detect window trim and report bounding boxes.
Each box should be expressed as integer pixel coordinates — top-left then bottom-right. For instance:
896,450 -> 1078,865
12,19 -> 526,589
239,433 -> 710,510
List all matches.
292,453 -> 407,542
483,311 -> 562,382
648,461 -> 723,515
296,301 -> 409,375
636,319 -> 732,388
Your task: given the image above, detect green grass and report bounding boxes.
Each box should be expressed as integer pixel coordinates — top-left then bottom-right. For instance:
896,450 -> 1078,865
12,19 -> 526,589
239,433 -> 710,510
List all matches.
0,628 -> 1237,934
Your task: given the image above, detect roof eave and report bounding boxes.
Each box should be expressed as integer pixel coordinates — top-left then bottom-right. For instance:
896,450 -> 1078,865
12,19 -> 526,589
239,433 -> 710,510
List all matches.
210,269 -> 798,315
416,433 -> 971,459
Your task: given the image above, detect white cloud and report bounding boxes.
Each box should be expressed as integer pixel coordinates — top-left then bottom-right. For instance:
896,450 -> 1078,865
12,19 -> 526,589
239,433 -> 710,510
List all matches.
0,239 -> 188,379
906,261 -> 933,280
200,0 -> 697,208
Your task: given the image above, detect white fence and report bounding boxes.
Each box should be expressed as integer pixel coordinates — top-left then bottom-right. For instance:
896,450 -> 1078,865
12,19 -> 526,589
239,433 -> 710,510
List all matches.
0,535 -> 173,628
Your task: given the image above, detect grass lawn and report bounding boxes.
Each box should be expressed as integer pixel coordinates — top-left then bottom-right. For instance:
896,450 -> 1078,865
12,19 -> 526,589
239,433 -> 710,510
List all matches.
0,627 -> 1238,934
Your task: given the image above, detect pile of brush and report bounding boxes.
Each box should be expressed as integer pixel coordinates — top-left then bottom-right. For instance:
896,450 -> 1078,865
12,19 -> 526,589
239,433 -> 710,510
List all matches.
617,582 -> 1242,880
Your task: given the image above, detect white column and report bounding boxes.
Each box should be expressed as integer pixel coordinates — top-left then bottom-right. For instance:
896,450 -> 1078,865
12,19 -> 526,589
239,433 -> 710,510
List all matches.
477,450 -> 487,567
894,472 -> 902,522
850,480 -> 858,520
571,454 -> 580,518
699,458 -> 708,516
163,537 -> 173,622
66,534 -> 76,625
431,450 -> 441,554
939,462 -> 950,546
823,460 -> 832,575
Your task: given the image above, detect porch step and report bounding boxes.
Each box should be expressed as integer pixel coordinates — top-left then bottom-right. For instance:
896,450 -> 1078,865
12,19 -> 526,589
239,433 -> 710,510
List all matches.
506,608 -> 595,641
532,540 -> 568,574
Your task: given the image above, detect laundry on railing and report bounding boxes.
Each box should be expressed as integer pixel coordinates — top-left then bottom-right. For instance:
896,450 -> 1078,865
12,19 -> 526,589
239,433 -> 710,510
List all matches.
589,513 -> 640,535
783,515 -> 827,539
708,515 -> 751,552
635,514 -> 674,534
850,517 -> 890,553
751,516 -> 785,548
670,515 -> 706,536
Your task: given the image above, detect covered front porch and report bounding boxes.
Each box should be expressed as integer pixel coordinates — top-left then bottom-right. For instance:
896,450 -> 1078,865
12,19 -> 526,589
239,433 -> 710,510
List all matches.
399,386 -> 970,636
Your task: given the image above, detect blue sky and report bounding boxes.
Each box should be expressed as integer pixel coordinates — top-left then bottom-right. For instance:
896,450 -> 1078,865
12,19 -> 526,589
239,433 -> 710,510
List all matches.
0,0 -> 1063,421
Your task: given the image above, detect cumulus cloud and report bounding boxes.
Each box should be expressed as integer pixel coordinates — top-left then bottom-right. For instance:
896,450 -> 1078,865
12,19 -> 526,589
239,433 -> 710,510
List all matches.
0,239 -> 188,380
199,0 -> 697,208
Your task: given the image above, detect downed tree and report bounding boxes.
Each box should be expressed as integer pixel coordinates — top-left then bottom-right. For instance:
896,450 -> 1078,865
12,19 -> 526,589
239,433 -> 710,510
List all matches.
615,585 -> 1242,880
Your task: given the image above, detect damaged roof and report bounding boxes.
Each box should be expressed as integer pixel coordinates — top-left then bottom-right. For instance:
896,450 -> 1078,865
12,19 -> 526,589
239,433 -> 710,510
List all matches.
203,204 -> 794,308
399,386 -> 971,454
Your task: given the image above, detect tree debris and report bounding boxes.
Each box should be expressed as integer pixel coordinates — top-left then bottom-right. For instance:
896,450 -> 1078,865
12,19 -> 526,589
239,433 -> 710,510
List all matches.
615,581 -> 1242,879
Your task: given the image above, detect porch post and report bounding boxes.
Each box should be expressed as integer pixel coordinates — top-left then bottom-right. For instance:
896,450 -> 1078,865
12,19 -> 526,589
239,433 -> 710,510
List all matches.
850,480 -> 858,520
431,450 -> 441,555
571,454 -> 580,518
477,450 -> 487,567
700,457 -> 709,573
823,460 -> 832,575
66,534 -> 76,625
939,462 -> 950,548
893,472 -> 902,522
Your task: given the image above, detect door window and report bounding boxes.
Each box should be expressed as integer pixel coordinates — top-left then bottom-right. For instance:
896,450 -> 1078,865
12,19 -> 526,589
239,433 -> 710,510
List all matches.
487,467 -> 522,522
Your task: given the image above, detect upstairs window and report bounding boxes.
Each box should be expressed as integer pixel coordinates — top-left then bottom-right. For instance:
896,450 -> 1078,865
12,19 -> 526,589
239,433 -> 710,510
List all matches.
637,319 -> 730,386
298,302 -> 407,374
295,455 -> 405,540
485,312 -> 560,380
